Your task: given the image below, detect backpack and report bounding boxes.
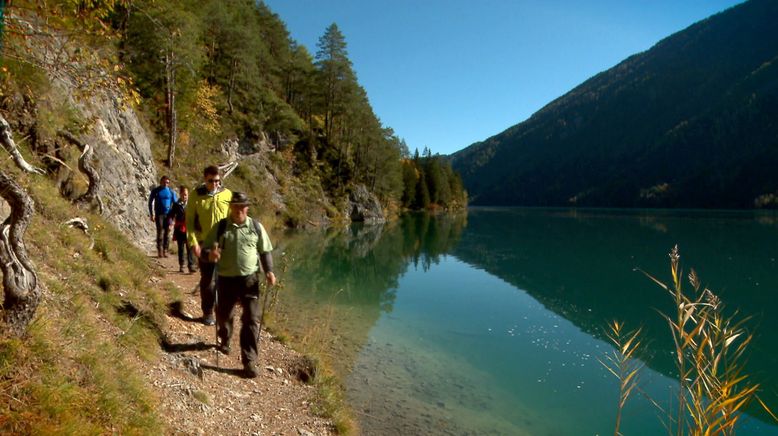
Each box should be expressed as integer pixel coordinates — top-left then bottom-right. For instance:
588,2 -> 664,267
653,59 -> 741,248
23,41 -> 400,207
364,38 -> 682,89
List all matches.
214,217 -> 263,251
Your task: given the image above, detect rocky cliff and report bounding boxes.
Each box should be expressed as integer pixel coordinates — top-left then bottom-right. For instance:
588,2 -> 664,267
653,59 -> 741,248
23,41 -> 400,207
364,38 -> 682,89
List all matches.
70,91 -> 157,248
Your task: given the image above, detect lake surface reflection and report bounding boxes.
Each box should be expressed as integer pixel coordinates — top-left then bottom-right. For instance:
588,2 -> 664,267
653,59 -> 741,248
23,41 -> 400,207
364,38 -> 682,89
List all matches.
275,209 -> 778,435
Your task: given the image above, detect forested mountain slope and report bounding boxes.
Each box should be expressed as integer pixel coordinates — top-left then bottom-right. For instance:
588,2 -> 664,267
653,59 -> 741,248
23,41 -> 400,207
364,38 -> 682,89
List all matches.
452,0 -> 778,208
117,0 -> 465,219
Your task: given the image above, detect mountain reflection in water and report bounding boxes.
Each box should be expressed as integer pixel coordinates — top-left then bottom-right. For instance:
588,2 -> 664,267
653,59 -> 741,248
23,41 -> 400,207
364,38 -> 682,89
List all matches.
274,209 -> 778,435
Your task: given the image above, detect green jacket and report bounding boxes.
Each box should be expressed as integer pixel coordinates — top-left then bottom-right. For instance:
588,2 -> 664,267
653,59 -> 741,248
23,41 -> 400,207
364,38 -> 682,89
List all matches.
202,216 -> 273,277
185,185 -> 232,247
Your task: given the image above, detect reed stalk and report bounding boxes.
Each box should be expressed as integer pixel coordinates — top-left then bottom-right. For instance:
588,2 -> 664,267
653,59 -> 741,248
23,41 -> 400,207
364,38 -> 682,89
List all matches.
599,320 -> 643,436
603,245 -> 778,435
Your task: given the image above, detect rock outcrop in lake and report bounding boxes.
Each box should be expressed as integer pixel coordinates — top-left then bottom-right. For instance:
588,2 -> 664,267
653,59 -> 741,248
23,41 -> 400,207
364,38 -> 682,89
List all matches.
346,184 -> 386,224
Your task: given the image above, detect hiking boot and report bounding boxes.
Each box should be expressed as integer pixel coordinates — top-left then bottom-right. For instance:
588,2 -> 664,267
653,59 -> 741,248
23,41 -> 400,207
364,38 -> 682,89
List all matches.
243,361 -> 259,378
202,314 -> 215,326
217,341 -> 231,356
179,265 -> 185,273
157,248 -> 163,258
188,266 -> 197,273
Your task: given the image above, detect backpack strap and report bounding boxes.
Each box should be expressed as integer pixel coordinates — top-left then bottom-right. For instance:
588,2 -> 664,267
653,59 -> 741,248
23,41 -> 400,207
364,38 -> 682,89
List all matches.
216,218 -> 228,249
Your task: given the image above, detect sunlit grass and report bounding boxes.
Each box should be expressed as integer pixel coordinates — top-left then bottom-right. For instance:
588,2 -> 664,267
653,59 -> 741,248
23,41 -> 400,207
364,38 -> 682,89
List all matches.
0,174 -> 169,434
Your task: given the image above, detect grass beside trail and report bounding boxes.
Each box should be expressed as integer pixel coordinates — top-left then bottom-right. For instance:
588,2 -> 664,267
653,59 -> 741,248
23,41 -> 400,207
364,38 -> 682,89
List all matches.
0,172 -> 175,434
0,170 -> 354,434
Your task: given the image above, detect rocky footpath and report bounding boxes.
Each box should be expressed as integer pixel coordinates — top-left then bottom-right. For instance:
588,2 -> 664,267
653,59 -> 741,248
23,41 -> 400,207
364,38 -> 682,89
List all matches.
141,254 -> 335,436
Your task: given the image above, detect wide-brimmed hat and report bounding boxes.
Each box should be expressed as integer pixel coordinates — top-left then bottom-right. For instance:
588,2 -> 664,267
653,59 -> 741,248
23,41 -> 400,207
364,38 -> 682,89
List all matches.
229,192 -> 252,206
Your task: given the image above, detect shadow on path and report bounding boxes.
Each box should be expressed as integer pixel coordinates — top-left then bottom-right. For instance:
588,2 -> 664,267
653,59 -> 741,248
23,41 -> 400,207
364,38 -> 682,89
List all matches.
201,364 -> 250,378
161,340 -> 216,353
168,301 -> 201,322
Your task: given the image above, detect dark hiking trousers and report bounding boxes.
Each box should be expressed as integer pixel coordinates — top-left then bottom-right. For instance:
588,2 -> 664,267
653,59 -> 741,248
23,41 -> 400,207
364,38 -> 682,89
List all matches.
174,232 -> 195,270
215,274 -> 262,365
198,257 -> 217,318
155,214 -> 170,253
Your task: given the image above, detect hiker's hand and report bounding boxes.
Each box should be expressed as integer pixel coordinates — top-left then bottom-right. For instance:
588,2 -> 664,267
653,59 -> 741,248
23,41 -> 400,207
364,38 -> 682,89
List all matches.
208,245 -> 221,262
265,272 -> 276,287
192,243 -> 201,258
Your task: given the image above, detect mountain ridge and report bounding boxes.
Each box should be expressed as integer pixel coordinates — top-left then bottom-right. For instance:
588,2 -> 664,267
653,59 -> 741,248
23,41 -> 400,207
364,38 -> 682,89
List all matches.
452,0 -> 778,208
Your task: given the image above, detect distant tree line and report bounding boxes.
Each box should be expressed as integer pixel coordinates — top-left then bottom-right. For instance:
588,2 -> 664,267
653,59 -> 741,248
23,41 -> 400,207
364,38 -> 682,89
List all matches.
402,148 -> 467,210
113,0 -> 465,211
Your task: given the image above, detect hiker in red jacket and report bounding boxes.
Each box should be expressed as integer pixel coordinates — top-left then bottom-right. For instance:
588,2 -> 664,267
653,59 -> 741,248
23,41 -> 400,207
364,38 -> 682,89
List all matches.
168,186 -> 196,273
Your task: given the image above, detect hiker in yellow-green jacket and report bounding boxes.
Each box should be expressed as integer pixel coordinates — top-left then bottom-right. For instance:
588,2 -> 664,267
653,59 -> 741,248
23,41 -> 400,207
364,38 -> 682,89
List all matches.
185,165 -> 232,325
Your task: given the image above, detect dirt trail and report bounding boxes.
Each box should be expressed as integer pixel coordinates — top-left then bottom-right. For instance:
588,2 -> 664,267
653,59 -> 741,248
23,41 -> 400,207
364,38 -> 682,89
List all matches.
140,253 -> 335,436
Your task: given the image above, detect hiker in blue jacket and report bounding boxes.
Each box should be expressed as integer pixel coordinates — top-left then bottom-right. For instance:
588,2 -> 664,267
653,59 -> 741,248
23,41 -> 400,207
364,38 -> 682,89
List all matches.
148,175 -> 178,258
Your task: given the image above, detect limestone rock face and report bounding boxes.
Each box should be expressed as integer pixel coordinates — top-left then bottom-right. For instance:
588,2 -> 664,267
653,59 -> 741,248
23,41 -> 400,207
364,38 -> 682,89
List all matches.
346,184 -> 385,224
73,94 -> 157,248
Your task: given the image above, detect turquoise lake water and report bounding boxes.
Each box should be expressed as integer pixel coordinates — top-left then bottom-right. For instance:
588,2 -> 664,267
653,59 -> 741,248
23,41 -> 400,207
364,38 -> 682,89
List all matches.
274,208 -> 778,435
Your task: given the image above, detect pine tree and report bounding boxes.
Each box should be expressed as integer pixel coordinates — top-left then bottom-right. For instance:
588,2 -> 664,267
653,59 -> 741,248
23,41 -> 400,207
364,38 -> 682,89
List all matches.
402,160 -> 418,208
414,172 -> 431,209
315,23 -> 357,140
124,0 -> 204,167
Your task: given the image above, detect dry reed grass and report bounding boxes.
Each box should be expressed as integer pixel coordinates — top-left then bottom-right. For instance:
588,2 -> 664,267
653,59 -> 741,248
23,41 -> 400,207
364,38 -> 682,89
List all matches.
602,245 -> 777,435
599,320 -> 644,436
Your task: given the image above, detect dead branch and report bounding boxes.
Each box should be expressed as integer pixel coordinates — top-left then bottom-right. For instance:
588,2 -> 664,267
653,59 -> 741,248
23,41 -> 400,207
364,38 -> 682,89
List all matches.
0,171 -> 40,336
218,161 -> 239,180
57,130 -> 104,214
62,217 -> 95,250
0,114 -> 45,174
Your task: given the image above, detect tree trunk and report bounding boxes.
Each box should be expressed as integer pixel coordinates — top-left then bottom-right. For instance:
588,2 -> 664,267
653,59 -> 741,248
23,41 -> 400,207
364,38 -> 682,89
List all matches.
324,76 -> 335,139
371,155 -> 379,191
0,114 -> 45,174
227,58 -> 237,114
0,171 -> 39,336
57,130 -> 104,214
165,50 -> 177,168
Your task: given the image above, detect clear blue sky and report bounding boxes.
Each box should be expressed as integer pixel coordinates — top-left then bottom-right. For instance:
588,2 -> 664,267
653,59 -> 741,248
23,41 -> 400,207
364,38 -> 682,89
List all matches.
263,0 -> 744,155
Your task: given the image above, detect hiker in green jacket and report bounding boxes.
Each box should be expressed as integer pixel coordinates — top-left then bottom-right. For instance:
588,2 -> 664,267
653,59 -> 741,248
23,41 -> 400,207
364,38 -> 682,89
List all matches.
185,165 -> 232,326
201,192 -> 276,378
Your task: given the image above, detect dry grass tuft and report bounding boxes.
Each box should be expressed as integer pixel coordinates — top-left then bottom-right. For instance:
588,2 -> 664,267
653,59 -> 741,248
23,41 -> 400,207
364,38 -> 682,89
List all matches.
604,245 -> 778,435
